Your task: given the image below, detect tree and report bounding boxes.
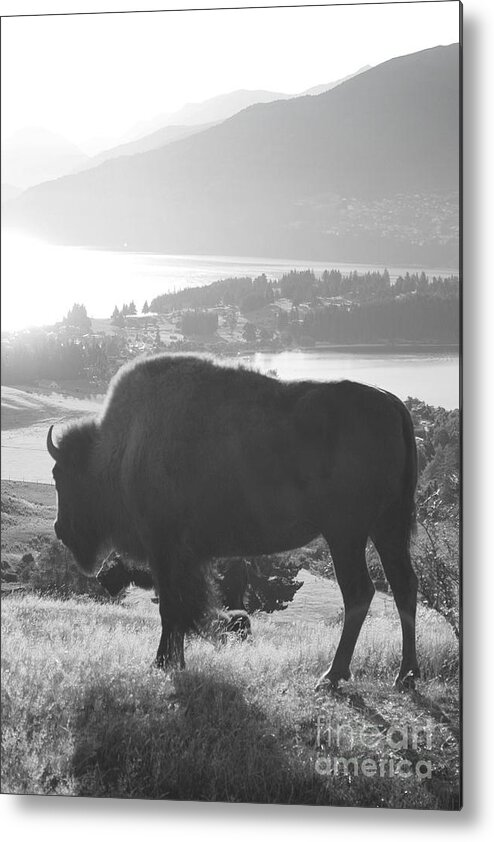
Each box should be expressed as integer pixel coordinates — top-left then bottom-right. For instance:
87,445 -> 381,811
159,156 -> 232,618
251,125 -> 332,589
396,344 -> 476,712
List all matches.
93,344 -> 110,382
181,310 -> 218,337
418,271 -> 428,293
142,300 -> 149,314
129,300 -> 137,315
240,291 -> 267,313
243,322 -> 257,342
111,306 -> 124,328
215,555 -> 303,614
258,327 -> 272,344
277,309 -> 289,330
65,303 -> 91,332
243,557 -> 304,613
225,308 -> 238,336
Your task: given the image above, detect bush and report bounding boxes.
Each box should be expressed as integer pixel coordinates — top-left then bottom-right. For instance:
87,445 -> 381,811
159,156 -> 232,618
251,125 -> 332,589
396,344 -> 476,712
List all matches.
413,521 -> 459,639
19,541 -> 108,599
214,555 -> 303,613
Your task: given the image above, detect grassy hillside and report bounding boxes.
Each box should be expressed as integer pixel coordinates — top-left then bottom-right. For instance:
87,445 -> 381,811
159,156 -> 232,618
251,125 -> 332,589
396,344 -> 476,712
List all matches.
1,386 -> 102,432
1,481 -> 56,567
1,594 -> 459,807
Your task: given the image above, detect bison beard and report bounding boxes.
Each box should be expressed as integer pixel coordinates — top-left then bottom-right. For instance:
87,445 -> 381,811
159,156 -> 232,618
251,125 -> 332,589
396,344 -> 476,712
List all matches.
213,609 -> 252,643
96,552 -> 252,647
47,355 -> 420,690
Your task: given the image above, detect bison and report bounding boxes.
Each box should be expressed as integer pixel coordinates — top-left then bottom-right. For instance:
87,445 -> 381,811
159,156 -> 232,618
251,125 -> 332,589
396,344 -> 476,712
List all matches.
212,609 -> 252,644
47,354 -> 419,689
95,550 -> 252,644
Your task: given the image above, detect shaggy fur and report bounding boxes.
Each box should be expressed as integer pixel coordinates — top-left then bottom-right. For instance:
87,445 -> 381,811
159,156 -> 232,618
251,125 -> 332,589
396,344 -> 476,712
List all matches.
49,355 -> 419,686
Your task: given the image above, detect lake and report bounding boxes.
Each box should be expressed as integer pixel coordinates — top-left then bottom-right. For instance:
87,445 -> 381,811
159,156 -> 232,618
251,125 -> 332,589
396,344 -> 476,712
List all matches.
225,348 -> 459,410
1,229 -> 457,333
1,348 -> 458,484
1,232 -> 459,482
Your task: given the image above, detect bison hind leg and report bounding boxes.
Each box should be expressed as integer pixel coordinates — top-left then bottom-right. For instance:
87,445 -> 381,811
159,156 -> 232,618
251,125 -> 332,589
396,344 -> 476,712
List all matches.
370,504 -> 420,688
318,527 -> 374,690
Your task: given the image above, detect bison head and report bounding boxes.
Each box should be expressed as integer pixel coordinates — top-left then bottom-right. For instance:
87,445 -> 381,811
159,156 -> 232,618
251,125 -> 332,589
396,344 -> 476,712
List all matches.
47,422 -> 105,574
215,609 -> 252,644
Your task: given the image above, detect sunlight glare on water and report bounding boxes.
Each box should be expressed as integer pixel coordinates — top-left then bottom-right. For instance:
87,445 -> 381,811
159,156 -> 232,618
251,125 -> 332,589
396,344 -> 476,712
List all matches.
1,229 -> 457,333
1,230 -> 171,332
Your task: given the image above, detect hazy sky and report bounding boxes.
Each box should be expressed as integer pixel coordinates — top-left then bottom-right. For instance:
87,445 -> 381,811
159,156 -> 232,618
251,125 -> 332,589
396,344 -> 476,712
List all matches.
1,1 -> 460,153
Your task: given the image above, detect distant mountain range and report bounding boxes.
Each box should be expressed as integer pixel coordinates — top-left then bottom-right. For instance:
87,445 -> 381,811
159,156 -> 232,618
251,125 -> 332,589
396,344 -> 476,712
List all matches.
75,123 -> 219,173
76,67 -> 372,171
1,183 -> 23,203
3,46 -> 459,266
1,66 -> 371,190
2,127 -> 89,191
118,66 -> 371,145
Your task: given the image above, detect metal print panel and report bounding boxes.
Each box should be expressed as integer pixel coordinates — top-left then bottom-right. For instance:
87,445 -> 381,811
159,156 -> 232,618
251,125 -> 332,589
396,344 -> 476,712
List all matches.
1,1 -> 461,810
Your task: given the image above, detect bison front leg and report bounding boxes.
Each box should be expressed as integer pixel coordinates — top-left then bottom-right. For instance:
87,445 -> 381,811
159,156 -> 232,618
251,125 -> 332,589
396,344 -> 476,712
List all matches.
155,620 -> 185,671
155,582 -> 185,670
152,548 -> 210,671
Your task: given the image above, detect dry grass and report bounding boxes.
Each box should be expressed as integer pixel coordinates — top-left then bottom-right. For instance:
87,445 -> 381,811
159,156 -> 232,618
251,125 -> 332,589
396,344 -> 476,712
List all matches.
1,593 -> 460,808
1,481 -> 56,566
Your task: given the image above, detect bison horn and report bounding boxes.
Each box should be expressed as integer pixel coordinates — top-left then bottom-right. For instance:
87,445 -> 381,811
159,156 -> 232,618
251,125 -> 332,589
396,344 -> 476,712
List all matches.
47,425 -> 61,460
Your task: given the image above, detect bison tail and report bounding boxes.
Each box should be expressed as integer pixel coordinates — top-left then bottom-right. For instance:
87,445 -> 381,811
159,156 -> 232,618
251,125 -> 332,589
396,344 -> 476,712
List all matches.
401,402 -> 418,550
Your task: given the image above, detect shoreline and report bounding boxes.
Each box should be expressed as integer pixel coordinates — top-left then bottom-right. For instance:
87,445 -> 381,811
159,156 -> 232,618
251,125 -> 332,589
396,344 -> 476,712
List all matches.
244,342 -> 460,355
1,342 -> 459,405
153,341 -> 460,358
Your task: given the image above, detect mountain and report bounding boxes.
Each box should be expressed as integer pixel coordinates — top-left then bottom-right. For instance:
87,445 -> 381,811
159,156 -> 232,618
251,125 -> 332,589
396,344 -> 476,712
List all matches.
2,127 -> 89,190
4,45 -> 459,266
120,89 -> 292,145
76,69 -> 371,172
101,67 -> 370,154
1,184 -> 23,203
303,65 -> 371,96
76,122 -> 218,172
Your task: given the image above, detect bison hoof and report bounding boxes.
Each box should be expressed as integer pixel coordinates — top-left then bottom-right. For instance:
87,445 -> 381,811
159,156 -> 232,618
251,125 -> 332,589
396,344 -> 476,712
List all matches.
315,667 -> 351,692
394,669 -> 420,691
153,654 -> 186,672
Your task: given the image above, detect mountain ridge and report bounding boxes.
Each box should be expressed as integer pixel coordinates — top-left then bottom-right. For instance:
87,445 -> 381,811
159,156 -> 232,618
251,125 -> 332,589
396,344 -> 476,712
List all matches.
118,65 -> 371,146
4,44 -> 459,266
74,66 -> 372,172
2,127 -> 89,191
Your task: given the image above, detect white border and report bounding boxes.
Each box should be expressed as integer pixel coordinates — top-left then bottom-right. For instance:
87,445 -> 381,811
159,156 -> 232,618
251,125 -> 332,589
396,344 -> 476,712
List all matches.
1,0 -> 492,836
